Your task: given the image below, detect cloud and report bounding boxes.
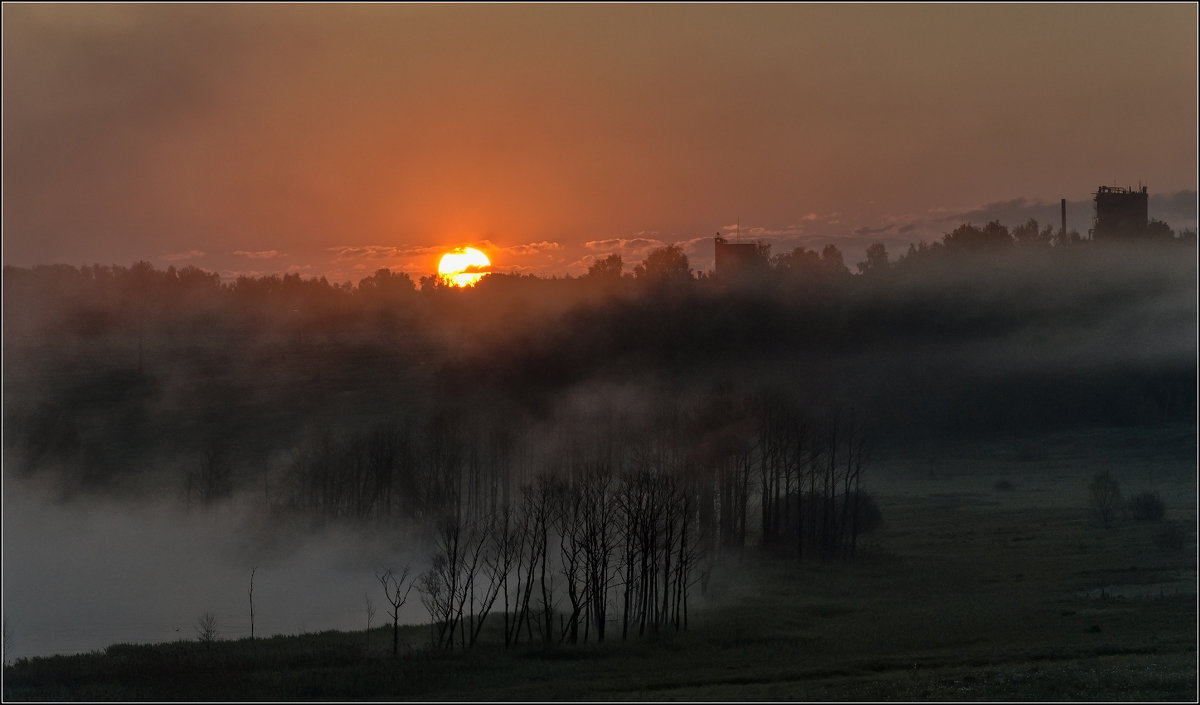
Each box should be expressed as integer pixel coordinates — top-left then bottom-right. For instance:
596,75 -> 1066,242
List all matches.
158,250 -> 205,262
874,196 -> 1094,246
1150,189 -> 1198,230
947,197 -> 1042,224
232,249 -> 285,259
328,244 -> 440,261
721,224 -> 810,239
502,241 -> 563,256
584,238 -> 664,252
853,224 -> 895,237
504,263 -> 541,273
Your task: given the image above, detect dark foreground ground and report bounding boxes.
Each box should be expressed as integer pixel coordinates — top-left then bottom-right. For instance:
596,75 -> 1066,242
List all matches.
3,425 -> 1196,701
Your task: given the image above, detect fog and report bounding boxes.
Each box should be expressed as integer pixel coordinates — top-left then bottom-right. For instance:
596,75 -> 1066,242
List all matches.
3,475 -> 426,661
2,236 -> 1195,661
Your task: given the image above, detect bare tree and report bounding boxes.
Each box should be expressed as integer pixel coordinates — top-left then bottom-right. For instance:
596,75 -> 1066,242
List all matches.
468,515 -> 507,647
417,514 -> 499,650
507,490 -> 545,648
365,593 -> 376,650
525,475 -> 560,648
248,567 -> 257,642
556,479 -> 589,644
377,566 -> 415,657
494,501 -> 536,648
580,464 -> 616,642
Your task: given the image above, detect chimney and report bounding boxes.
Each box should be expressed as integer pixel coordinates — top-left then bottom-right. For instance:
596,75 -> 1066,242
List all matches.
1061,198 -> 1067,245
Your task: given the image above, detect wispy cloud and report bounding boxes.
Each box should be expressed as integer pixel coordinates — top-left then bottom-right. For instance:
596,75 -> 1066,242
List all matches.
853,224 -> 895,237
503,241 -> 563,256
720,224 -> 811,239
328,244 -> 441,261
584,237 -> 664,253
232,249 -> 285,259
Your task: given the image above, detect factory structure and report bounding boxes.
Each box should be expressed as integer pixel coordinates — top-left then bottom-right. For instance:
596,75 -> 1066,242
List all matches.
713,233 -> 770,281
1090,184 -> 1150,240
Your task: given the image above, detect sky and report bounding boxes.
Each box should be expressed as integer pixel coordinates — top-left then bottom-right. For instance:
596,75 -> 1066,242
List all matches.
3,2 -> 1197,284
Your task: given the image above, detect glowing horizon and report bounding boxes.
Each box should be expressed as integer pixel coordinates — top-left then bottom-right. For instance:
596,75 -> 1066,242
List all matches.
2,4 -> 1195,283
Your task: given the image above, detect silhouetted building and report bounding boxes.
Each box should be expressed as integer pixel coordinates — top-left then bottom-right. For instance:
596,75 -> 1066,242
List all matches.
1091,185 -> 1148,240
714,234 -> 769,281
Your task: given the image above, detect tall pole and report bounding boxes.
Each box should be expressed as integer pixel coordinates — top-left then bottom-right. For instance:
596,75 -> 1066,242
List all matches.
1061,198 -> 1067,246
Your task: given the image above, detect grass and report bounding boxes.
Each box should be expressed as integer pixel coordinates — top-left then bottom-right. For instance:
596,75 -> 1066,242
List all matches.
4,425 -> 1196,701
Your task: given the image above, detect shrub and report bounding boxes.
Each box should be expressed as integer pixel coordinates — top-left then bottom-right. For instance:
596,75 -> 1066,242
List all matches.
1127,491 -> 1165,521
1088,470 -> 1122,529
195,612 -> 219,643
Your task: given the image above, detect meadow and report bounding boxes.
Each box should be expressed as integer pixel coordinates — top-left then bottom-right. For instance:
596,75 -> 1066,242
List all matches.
4,424 -> 1194,701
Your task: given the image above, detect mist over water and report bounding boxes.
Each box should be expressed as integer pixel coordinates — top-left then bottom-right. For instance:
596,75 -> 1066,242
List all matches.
2,478 -> 425,661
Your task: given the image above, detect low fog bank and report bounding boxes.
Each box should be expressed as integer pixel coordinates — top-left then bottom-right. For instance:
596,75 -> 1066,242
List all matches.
457,241 -> 1196,442
2,239 -> 1194,502
2,475 -> 426,661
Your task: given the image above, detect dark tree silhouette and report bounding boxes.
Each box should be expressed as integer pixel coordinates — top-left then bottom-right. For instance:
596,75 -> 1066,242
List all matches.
586,254 -> 624,281
857,242 -> 891,275
634,245 -> 692,286
377,566 -> 415,657
942,220 -> 1013,251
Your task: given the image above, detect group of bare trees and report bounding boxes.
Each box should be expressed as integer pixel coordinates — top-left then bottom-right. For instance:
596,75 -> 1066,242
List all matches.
391,463 -> 703,652
350,388 -> 883,652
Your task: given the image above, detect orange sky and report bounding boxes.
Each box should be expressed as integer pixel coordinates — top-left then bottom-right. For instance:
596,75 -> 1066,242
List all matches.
3,3 -> 1197,283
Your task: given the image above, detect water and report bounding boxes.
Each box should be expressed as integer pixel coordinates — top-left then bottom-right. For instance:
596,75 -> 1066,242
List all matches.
2,482 -> 426,662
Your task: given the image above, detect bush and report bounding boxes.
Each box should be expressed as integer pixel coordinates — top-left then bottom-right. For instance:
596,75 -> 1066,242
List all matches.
195,612 -> 219,643
1127,491 -> 1165,521
1088,470 -> 1122,529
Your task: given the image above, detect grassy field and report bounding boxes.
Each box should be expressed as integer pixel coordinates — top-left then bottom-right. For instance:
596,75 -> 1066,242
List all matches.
4,425 -> 1195,701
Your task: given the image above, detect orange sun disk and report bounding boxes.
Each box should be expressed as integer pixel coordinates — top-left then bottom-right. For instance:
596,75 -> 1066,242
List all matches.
438,247 -> 491,287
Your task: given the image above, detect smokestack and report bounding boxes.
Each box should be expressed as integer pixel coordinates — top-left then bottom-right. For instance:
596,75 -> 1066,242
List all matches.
1061,198 -> 1067,245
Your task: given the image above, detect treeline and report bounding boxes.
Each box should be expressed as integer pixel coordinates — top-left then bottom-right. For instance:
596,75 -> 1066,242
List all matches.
2,218 -> 1194,504
3,215 -> 1195,347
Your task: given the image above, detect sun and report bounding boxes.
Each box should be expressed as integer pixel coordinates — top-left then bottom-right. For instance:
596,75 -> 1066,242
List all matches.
437,247 -> 491,287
